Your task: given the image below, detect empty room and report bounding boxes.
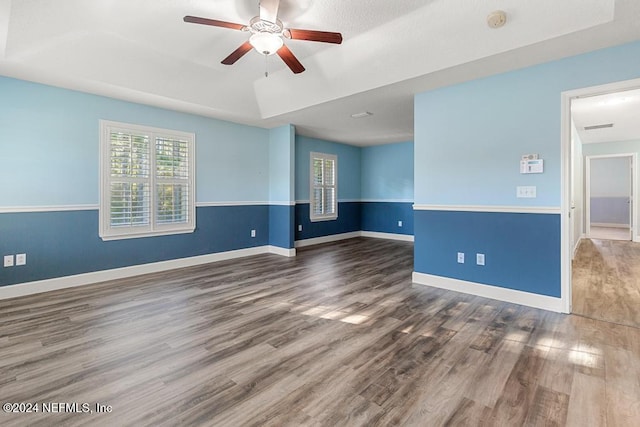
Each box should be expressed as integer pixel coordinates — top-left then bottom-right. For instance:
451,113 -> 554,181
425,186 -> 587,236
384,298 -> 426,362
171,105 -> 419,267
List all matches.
2,1 -> 640,426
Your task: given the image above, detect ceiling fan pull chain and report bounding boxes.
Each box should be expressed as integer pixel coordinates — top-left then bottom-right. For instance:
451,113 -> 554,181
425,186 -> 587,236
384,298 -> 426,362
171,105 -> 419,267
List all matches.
265,54 -> 269,78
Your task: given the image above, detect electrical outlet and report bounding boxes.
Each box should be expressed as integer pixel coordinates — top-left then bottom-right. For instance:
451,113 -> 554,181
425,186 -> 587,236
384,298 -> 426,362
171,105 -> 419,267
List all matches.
476,253 -> 485,266
16,253 -> 26,266
398,220 -> 403,227
457,252 -> 465,264
4,255 -> 14,267
298,225 -> 302,232
251,229 -> 256,238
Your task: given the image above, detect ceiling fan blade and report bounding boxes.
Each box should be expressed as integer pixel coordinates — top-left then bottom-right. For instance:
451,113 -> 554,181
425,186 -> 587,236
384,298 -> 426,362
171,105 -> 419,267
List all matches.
285,28 -> 343,44
259,0 -> 280,24
184,15 -> 246,31
222,42 -> 254,65
276,45 -> 305,74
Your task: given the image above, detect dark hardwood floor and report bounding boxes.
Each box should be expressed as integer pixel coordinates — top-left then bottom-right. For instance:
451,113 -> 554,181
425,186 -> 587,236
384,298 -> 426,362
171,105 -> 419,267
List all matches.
1,238 -> 639,426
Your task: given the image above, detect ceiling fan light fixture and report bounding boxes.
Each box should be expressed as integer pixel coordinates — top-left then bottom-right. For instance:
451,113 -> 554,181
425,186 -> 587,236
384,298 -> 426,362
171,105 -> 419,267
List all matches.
249,32 -> 283,55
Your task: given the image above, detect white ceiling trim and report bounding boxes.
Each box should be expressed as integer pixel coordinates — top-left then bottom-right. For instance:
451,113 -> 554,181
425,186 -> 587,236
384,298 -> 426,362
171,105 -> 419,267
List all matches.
0,0 -> 11,59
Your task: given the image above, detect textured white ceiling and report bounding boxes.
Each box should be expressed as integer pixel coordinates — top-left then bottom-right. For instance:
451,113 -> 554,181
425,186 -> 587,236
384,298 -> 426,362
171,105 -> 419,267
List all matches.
1,0 -> 640,145
572,88 -> 640,144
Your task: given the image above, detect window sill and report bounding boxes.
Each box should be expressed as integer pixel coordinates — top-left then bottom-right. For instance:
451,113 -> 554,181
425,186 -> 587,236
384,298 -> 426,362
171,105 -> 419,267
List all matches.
100,227 -> 195,241
310,216 -> 338,223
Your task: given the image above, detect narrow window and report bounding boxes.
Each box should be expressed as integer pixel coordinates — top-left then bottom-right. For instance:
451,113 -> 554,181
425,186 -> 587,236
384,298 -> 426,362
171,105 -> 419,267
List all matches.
310,152 -> 337,221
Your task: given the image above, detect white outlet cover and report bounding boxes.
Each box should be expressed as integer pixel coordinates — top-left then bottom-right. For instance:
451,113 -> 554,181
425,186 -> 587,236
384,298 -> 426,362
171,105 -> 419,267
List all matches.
457,252 -> 464,263
16,253 -> 26,266
4,255 -> 14,267
476,253 -> 485,266
398,221 -> 403,227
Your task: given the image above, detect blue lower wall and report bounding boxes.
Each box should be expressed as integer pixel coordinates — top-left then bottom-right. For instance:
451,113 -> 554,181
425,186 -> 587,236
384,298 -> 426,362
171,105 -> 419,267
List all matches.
269,205 -> 295,249
0,206 -> 269,286
2,201 -> 417,286
295,202 -> 361,240
414,210 -> 561,297
295,201 -> 415,241
361,202 -> 414,235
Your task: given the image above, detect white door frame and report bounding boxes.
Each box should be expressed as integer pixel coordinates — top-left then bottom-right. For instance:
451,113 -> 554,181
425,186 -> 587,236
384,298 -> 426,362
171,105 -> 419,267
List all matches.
561,77 -> 640,314
585,153 -> 636,240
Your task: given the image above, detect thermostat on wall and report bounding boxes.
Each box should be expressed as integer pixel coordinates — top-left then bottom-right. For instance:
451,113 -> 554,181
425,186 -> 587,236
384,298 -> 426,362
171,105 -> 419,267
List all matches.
520,159 -> 544,174
521,154 -> 539,161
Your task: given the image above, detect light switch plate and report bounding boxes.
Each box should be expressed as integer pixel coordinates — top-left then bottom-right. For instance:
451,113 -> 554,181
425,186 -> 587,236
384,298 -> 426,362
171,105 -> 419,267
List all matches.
457,252 -> 465,264
476,253 -> 485,266
517,186 -> 537,198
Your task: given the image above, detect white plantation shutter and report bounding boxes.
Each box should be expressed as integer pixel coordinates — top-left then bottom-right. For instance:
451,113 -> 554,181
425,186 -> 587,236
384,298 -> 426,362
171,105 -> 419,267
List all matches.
100,121 -> 195,240
310,152 -> 337,221
155,137 -> 190,224
323,159 -> 336,215
109,132 -> 151,227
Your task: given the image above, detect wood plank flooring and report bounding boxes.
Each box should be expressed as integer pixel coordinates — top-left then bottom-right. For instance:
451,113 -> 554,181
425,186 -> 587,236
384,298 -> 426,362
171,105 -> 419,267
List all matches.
573,238 -> 640,328
1,237 -> 639,426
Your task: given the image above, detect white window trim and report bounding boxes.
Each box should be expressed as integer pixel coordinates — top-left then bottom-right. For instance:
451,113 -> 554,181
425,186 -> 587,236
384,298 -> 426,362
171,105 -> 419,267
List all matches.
99,120 -> 196,241
310,152 -> 338,222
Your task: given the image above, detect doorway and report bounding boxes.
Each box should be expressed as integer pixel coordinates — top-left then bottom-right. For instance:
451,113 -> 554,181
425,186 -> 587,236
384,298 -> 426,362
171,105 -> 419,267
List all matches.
562,78 -> 640,327
585,154 -> 634,241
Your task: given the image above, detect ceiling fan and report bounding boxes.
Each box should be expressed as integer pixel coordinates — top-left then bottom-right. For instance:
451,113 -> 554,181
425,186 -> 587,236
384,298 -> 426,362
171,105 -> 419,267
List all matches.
184,0 -> 343,74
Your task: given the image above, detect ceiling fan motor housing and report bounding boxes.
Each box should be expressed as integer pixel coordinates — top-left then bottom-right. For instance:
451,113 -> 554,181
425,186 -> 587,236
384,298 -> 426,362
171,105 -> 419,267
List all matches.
249,16 -> 283,34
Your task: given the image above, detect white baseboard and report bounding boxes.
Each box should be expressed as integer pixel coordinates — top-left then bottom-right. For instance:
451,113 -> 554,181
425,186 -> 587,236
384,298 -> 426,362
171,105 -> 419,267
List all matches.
268,246 -> 296,257
296,230 -> 415,248
0,246 -> 279,301
572,237 -> 582,259
412,272 -> 565,313
360,231 -> 414,242
294,231 -> 361,248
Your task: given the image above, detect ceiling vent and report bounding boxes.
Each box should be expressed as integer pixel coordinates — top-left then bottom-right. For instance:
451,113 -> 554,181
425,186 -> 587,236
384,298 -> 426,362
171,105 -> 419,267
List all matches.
584,123 -> 614,131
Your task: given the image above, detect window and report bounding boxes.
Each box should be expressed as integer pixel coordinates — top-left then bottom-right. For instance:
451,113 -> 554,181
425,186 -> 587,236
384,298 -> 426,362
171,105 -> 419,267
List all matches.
310,152 -> 337,221
99,120 -> 195,240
